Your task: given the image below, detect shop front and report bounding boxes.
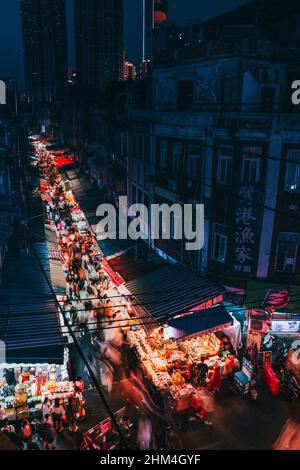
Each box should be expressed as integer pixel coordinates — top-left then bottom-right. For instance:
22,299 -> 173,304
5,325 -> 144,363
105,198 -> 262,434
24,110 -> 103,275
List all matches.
0,354 -> 74,423
127,305 -> 240,411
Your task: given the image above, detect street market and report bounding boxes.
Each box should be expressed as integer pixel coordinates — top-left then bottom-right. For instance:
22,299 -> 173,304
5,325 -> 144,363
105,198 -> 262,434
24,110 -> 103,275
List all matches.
31,135 -> 243,433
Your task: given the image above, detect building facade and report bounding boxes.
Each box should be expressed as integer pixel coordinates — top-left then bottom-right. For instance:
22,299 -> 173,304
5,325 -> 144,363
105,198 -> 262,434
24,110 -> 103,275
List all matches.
143,0 -> 168,62
19,0 -> 68,103
74,0 -> 123,92
90,1 -> 300,291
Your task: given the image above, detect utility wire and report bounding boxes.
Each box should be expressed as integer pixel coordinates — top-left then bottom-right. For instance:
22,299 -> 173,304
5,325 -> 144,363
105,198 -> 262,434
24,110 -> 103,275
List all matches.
26,231 -> 128,448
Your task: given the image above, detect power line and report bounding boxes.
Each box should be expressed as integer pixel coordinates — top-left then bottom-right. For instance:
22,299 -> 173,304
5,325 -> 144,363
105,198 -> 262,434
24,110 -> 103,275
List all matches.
26,231 -> 128,448
124,141 -> 300,223
4,289 -> 300,338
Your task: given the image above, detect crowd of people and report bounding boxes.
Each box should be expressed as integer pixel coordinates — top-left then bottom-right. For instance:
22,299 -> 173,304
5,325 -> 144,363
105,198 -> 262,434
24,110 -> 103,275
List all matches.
0,378 -> 86,450
34,142 -> 219,450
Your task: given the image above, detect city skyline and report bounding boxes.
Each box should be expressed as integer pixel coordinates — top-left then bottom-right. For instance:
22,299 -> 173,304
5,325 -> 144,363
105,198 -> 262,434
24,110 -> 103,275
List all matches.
0,0 -> 246,87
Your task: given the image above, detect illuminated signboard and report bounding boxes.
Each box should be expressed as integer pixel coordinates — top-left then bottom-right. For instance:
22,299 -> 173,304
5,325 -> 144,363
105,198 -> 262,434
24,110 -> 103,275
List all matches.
271,320 -> 300,333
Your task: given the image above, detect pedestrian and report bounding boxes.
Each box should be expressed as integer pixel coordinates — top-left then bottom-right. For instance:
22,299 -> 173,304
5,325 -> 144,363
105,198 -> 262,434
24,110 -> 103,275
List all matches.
163,423 -> 183,450
119,415 -> 132,443
0,418 -> 16,435
66,397 -> 78,433
20,419 -> 33,449
74,376 -> 85,393
42,397 -> 52,419
197,357 -> 209,388
209,363 -> 222,393
51,398 -> 65,433
195,388 -> 214,426
137,416 -> 152,450
74,387 -> 86,421
38,415 -> 55,450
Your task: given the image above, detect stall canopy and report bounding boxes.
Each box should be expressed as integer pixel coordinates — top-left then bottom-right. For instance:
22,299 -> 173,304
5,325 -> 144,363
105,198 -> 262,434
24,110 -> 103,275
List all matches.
125,265 -> 224,320
36,243 -> 66,296
164,305 -> 234,341
0,293 -> 66,364
0,246 -> 67,365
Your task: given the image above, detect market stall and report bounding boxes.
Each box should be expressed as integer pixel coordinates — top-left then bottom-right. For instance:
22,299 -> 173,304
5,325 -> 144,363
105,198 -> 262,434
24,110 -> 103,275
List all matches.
127,306 -> 240,410
0,359 -> 74,422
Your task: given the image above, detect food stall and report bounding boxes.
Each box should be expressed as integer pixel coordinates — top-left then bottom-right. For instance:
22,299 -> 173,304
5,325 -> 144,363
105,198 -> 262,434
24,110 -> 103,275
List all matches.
0,359 -> 74,422
164,306 -> 240,375
127,305 -> 240,410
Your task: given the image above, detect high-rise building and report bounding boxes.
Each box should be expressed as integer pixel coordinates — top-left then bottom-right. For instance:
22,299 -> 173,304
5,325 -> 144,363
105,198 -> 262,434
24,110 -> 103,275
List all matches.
19,0 -> 68,103
74,0 -> 123,92
121,52 -> 137,81
143,0 -> 168,61
140,59 -> 151,79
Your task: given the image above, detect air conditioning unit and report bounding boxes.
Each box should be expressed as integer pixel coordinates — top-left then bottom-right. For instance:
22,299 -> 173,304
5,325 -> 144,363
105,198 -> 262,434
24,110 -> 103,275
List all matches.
168,180 -> 177,192
257,69 -> 276,83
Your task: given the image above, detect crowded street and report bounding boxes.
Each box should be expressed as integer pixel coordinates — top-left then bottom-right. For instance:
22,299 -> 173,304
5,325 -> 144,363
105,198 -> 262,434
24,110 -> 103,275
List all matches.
1,0 -> 300,458
1,135 -> 298,451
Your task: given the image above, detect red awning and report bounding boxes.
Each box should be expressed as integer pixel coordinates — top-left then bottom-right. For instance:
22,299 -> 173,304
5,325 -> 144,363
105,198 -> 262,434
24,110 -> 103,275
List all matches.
54,156 -> 75,168
101,258 -> 124,287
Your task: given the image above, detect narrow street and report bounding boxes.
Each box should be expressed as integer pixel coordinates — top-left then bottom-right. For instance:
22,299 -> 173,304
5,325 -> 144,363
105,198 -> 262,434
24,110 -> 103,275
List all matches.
35,157 -> 300,451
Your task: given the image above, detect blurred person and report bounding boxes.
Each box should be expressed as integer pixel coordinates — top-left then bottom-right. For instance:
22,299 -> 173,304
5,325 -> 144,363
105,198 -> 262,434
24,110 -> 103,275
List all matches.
197,357 -> 208,388
38,415 -> 54,450
52,398 -> 65,433
100,359 -> 114,394
42,397 -> 52,419
66,397 -> 78,433
209,363 -> 222,394
20,419 -> 33,448
1,418 -> 16,435
137,416 -> 152,450
273,419 -> 300,450
74,387 -> 86,421
74,377 -> 85,393
163,423 -> 183,450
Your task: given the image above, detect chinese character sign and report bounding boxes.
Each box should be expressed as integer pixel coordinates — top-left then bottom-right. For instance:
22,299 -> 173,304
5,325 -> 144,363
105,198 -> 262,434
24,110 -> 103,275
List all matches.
233,186 -> 260,274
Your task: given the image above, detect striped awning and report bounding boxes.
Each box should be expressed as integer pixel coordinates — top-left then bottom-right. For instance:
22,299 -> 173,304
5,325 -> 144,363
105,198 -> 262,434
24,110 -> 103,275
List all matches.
49,250 -> 64,262
125,265 -> 224,321
36,244 -> 66,295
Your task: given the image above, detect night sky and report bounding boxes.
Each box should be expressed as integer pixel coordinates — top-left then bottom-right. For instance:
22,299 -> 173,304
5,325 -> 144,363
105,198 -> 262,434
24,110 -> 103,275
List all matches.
0,0 -> 246,87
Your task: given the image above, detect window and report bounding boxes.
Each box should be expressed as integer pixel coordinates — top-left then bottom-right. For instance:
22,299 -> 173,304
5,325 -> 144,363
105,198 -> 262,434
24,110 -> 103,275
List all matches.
242,148 -> 261,183
275,232 -> 299,272
212,224 -> 228,263
172,143 -> 183,175
188,146 -> 202,177
285,150 -> 300,191
217,147 -> 233,184
177,80 -> 194,110
221,78 -> 235,105
160,141 -> 168,170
